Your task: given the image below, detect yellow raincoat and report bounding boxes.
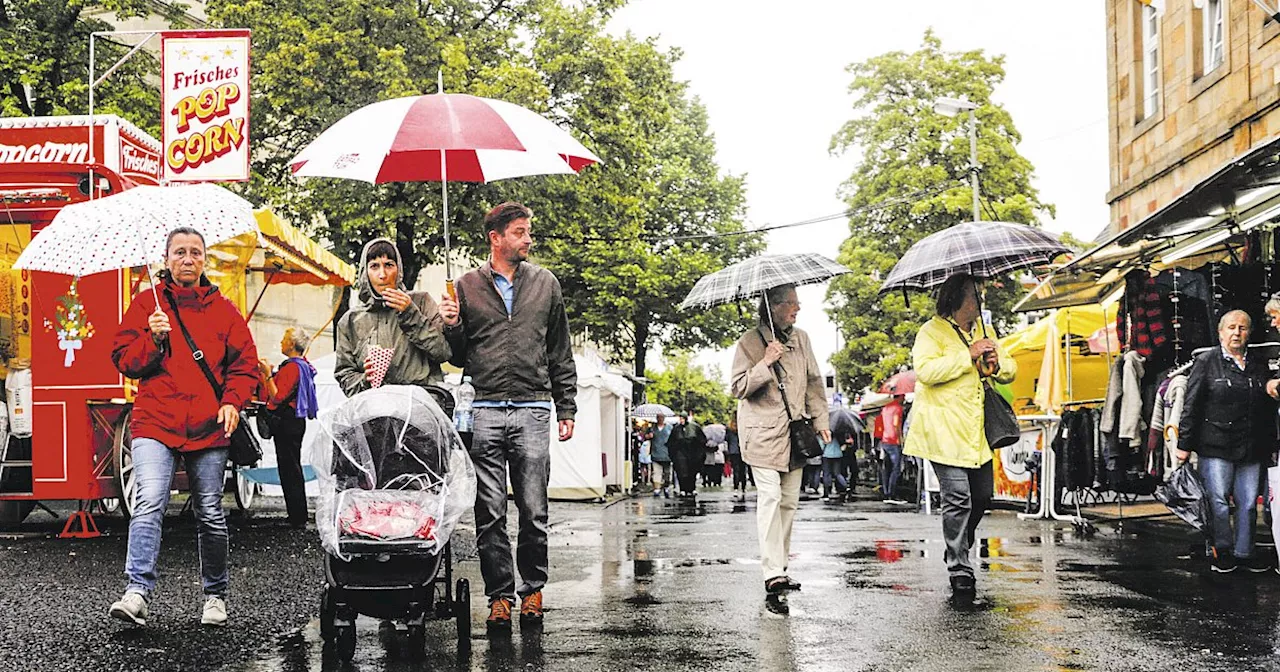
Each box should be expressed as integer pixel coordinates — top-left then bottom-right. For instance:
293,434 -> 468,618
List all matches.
904,316 -> 1016,469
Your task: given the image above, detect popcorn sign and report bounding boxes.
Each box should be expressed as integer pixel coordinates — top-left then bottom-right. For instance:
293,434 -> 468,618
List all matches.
160,30 -> 251,182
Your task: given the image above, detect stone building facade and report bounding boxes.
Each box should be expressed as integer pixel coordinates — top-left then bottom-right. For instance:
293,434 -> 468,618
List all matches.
1106,0 -> 1280,236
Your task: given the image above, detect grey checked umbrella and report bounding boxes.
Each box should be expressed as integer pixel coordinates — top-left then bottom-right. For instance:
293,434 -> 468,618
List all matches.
879,221 -> 1070,294
680,253 -> 851,310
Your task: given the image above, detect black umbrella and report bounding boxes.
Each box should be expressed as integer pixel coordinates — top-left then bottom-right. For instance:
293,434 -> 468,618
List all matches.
879,221 -> 1070,295
829,407 -> 863,444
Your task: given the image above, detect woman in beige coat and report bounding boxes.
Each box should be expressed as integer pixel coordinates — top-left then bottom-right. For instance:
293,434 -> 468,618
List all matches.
731,283 -> 831,615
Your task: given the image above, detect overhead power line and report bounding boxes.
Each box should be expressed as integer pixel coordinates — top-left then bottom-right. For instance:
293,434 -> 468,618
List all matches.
539,181 -> 964,244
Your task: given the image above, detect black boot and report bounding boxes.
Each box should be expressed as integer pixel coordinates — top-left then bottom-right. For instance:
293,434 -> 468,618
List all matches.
949,574 -> 976,602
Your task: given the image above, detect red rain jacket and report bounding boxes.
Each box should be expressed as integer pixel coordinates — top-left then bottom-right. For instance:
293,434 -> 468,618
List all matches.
112,278 -> 259,453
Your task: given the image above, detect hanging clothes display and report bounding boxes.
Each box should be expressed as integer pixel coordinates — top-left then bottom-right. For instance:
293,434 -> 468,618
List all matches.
1117,269 -> 1168,358
1053,408 -> 1098,493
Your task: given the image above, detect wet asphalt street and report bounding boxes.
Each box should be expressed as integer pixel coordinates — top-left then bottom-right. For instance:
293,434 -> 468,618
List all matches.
7,491 -> 1280,671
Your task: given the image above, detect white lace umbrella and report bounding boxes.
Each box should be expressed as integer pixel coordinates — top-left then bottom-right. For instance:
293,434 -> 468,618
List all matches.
14,183 -> 258,302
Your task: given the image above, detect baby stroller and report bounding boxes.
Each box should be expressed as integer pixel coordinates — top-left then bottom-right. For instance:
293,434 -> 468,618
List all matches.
311,384 -> 477,661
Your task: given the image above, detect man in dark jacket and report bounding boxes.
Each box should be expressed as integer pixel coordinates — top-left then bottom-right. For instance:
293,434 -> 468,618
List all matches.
670,412 -> 707,498
439,202 -> 577,631
1176,310 -> 1278,573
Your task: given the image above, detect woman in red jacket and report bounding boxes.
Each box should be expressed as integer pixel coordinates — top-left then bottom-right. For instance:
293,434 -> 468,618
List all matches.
107,227 -> 259,629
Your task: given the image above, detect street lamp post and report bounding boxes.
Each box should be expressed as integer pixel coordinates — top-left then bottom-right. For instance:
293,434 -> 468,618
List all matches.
933,96 -> 981,222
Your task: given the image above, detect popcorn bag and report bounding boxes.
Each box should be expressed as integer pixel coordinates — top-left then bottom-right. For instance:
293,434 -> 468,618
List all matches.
367,346 -> 395,388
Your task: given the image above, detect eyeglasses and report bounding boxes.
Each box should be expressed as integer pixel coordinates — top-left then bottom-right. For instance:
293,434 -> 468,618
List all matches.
775,300 -> 801,307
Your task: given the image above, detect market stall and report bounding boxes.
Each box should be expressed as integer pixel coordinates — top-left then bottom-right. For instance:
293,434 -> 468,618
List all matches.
1013,133 -> 1280,527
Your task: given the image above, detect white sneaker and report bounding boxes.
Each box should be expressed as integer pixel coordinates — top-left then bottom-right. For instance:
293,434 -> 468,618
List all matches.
201,596 -> 228,627
108,591 -> 148,626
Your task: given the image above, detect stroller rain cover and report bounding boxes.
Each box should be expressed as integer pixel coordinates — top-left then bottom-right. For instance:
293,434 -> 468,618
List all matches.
309,385 -> 476,559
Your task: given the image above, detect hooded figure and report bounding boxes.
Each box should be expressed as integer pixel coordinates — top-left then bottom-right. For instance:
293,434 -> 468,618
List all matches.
335,238 -> 451,396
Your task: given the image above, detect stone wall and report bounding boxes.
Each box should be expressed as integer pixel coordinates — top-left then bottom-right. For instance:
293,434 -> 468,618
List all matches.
1105,0 -> 1280,236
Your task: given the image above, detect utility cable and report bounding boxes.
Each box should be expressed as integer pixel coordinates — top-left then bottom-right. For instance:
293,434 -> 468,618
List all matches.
539,181 -> 963,244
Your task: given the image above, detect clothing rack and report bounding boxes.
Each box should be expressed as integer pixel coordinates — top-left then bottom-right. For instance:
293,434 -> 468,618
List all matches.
1061,398 -> 1105,409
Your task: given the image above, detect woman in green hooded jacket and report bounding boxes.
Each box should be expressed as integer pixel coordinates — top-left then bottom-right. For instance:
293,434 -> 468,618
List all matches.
335,238 -> 451,396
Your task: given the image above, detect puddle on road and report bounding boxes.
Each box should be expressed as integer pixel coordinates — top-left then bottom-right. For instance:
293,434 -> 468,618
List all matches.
633,556 -> 755,576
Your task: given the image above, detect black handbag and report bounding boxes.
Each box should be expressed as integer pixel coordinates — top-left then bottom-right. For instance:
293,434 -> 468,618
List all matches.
255,411 -> 275,440
760,333 -> 823,463
948,322 -> 1021,450
166,294 -> 262,467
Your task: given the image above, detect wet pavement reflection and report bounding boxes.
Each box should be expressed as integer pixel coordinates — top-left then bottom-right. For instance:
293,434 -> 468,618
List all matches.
239,492 -> 1280,671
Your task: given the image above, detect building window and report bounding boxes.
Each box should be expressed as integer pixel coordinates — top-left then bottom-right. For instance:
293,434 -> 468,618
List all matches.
1204,0 -> 1225,73
1142,4 -> 1160,119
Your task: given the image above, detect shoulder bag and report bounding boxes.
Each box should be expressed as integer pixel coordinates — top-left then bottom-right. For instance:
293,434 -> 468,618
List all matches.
759,332 -> 823,463
948,321 -> 1021,450
166,294 -> 262,466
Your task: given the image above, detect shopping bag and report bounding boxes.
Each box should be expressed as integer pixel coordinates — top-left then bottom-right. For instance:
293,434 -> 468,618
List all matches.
1154,464 -> 1210,533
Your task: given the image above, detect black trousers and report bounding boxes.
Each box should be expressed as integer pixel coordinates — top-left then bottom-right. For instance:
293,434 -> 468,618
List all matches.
732,450 -> 747,486
273,413 -> 309,527
672,445 -> 700,493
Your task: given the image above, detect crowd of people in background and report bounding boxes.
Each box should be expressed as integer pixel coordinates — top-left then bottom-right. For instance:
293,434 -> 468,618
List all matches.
630,396 -> 916,506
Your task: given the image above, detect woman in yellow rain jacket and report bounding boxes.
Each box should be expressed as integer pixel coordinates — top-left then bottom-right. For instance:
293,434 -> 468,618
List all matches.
904,273 -> 1015,602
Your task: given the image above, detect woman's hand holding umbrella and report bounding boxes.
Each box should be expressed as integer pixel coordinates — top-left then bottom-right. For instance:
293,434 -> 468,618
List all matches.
149,308 -> 171,345
762,341 -> 786,367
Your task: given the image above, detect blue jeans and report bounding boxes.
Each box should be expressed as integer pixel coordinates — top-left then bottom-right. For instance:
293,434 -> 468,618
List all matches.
1200,457 -> 1262,559
880,442 -> 903,498
124,438 -> 229,598
470,407 -> 551,601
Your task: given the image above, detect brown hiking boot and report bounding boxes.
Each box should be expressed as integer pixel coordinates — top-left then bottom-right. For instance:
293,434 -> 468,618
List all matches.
519,591 -> 544,623
486,598 -> 513,629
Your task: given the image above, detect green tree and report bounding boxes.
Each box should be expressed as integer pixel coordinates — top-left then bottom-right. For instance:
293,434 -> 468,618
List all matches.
210,0 -> 758,380
1057,230 -> 1090,252
508,5 -> 760,380
0,0 -> 192,135
206,0 -> 545,287
826,31 -> 1053,391
644,351 -> 735,425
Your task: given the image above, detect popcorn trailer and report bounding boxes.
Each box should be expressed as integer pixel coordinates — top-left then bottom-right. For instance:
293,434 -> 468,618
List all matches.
0,115 -> 353,533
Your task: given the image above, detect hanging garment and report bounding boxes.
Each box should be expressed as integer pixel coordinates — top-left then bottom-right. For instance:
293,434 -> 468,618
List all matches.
1118,270 -> 1168,358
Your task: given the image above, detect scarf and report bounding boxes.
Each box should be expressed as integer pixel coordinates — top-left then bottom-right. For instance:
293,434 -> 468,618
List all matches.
288,357 -> 319,420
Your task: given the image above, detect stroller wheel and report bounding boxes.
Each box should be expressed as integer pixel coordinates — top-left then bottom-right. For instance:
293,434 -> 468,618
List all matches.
455,578 -> 471,648
318,586 -> 335,640
319,587 -> 336,642
408,624 -> 426,655
336,624 -> 357,661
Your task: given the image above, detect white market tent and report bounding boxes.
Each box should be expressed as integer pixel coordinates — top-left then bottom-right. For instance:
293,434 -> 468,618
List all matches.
546,353 -> 633,501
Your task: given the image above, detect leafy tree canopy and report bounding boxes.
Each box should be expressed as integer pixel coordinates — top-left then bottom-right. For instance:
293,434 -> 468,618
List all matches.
0,0 -> 196,134
644,351 -> 735,425
826,30 -> 1053,391
206,0 -> 759,379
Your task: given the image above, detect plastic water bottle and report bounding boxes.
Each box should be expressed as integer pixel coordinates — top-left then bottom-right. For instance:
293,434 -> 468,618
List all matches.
454,376 -> 475,433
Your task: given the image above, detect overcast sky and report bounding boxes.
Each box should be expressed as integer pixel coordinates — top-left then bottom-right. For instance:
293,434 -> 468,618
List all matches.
607,1 -> 1110,387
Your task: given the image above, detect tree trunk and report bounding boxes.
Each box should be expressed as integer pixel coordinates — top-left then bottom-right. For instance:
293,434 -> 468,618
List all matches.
632,316 -> 649,403
396,212 -> 419,290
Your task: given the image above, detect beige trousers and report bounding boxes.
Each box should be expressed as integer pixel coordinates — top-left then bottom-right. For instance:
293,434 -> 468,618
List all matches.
755,466 -> 804,581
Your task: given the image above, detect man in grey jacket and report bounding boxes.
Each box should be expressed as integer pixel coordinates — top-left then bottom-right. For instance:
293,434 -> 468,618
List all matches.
439,201 -> 577,631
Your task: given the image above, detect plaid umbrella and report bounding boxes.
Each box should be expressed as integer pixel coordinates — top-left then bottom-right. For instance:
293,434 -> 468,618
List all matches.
879,221 -> 1069,294
680,253 -> 851,310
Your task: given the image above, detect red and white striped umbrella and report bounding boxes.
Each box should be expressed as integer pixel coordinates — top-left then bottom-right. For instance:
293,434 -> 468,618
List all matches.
288,94 -> 601,184
288,91 -> 601,277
